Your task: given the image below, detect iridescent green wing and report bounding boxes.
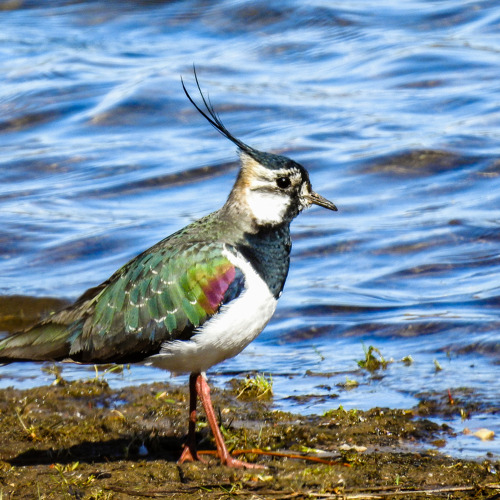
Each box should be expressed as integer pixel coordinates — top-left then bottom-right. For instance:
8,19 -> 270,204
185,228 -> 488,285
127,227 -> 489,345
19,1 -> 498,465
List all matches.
68,242 -> 244,361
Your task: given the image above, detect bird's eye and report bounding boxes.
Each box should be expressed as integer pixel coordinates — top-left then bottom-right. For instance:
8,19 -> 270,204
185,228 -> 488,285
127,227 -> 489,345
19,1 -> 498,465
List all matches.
276,177 -> 291,189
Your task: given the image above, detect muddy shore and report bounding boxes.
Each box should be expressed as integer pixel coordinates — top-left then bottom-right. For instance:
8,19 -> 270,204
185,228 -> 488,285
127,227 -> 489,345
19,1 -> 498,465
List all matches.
0,373 -> 498,499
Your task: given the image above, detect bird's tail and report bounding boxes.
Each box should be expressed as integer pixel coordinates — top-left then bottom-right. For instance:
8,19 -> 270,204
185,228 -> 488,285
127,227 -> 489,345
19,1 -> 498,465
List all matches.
0,322 -> 73,363
0,283 -> 106,363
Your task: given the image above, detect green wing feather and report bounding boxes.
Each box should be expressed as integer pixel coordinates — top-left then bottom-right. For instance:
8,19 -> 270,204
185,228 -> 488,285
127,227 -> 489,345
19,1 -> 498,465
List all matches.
0,241 -> 243,363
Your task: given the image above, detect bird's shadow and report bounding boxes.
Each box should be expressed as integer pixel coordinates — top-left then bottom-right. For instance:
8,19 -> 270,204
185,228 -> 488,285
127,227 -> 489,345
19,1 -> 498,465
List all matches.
7,435 -> 188,466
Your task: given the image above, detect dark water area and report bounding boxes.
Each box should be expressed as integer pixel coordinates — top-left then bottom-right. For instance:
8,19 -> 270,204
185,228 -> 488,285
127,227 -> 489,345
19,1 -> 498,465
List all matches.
0,0 -> 499,459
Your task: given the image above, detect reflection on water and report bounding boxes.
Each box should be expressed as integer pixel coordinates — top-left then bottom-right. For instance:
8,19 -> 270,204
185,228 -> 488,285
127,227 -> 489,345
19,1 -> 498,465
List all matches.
1,0 -> 499,459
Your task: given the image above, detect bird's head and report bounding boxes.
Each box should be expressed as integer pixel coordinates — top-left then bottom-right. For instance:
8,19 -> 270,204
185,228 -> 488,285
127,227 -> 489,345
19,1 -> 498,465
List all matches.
182,72 -> 337,227
233,149 -> 336,226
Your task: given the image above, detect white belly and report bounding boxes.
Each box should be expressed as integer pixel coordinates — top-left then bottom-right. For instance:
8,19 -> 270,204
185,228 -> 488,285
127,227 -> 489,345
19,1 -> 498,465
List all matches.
147,248 -> 277,374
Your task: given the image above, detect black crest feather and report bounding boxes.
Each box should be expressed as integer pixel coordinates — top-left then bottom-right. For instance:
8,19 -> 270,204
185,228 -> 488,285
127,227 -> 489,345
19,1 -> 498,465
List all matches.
181,67 -> 305,173
181,68 -> 254,155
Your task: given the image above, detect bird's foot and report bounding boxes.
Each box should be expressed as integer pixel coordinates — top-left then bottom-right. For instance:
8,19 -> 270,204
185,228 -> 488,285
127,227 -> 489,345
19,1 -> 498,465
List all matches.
177,444 -> 206,464
222,455 -> 266,469
178,448 -> 265,468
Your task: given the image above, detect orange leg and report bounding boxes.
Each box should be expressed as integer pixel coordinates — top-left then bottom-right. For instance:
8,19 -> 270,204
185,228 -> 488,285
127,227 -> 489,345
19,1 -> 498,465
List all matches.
178,372 -> 263,469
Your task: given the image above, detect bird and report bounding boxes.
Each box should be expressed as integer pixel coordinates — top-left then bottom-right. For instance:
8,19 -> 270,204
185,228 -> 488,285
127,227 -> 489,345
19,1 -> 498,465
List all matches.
0,71 -> 337,468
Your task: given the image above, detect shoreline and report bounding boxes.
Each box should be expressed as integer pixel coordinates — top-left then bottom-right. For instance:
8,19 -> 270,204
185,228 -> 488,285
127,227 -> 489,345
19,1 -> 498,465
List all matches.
0,377 -> 498,499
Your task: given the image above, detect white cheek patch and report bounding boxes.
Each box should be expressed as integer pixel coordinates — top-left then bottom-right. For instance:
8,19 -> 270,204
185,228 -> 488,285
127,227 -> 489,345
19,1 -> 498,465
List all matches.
246,190 -> 290,225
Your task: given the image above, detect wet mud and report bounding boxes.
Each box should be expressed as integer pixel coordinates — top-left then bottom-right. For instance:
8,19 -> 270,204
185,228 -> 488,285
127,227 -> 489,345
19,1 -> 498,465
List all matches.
0,373 -> 498,499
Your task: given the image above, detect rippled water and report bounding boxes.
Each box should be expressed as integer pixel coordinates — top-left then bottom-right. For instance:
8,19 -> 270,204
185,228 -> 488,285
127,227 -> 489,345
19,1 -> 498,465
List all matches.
1,0 -> 499,459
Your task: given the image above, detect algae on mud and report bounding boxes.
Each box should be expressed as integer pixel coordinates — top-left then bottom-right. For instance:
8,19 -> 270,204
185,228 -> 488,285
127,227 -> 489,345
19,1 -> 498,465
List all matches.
0,375 -> 498,499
